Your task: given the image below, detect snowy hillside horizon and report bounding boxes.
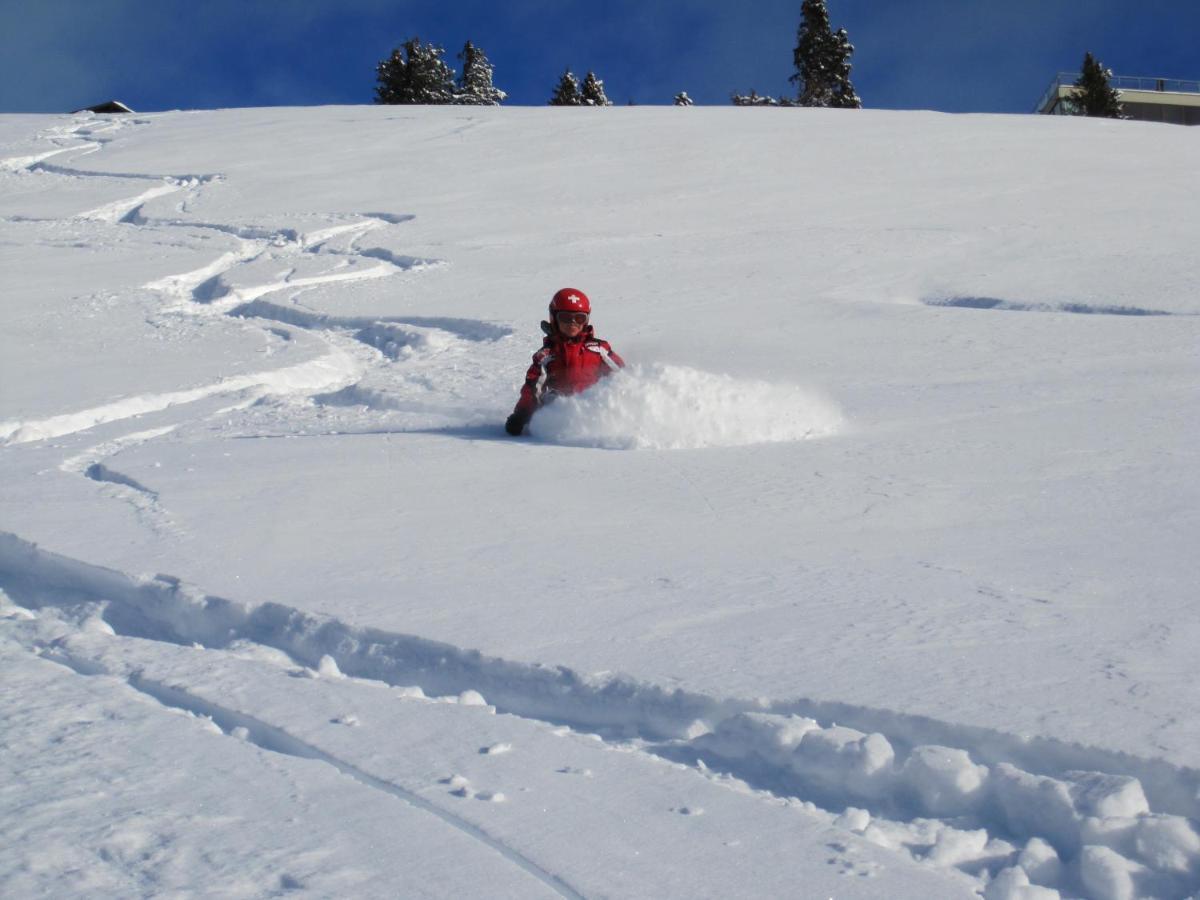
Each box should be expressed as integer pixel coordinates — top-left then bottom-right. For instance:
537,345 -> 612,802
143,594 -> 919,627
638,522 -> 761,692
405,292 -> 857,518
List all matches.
2,104 -> 1198,899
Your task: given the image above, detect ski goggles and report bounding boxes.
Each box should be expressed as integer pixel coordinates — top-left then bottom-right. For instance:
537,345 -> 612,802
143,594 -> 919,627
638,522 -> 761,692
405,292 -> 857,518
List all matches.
556,312 -> 589,325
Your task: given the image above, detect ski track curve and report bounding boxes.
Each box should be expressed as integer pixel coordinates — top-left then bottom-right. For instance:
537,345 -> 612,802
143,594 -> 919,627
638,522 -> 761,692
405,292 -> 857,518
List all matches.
1,530 -> 1198,900
0,112 -> 507,448
55,426 -> 179,536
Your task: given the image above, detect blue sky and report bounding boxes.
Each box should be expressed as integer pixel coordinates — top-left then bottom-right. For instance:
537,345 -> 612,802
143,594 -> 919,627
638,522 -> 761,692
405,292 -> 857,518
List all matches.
2,1 -> 1197,113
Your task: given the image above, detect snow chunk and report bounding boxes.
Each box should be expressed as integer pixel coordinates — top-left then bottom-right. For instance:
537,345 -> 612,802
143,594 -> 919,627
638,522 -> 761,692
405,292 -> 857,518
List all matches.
457,689 -> 487,706
82,614 -> 116,636
925,826 -> 988,868
992,764 -> 1081,853
790,726 -> 895,799
1017,837 -> 1063,887
316,654 -> 343,678
1133,814 -> 1200,874
1078,845 -> 1142,900
1066,770 -> 1149,819
480,742 -> 512,756
1079,815 -> 1138,852
225,640 -> 297,668
696,712 -> 821,764
835,807 -> 871,834
900,744 -> 989,816
984,866 -> 1061,900
529,363 -> 843,450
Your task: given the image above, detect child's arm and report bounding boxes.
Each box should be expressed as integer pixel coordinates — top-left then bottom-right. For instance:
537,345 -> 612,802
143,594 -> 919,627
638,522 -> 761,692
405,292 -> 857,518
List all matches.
506,350 -> 551,435
595,340 -> 625,370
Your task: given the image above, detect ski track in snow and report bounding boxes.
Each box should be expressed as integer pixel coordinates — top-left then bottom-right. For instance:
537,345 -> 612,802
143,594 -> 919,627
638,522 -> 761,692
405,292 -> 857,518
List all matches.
56,426 -> 179,536
30,645 -> 582,900
0,113 -> 508,448
1,531 -> 1198,900
921,296 -> 1196,318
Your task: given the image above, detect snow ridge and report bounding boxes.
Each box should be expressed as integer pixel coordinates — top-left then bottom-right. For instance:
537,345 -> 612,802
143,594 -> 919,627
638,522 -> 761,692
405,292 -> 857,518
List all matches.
2,530 -> 1197,899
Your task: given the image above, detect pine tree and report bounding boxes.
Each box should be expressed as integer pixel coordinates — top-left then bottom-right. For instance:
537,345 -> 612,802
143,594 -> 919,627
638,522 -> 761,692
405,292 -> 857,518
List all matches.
374,47 -> 409,105
1072,52 -> 1124,118
580,71 -> 612,106
731,90 -> 778,107
374,38 -> 456,105
549,68 -> 583,106
791,0 -> 861,109
455,40 -> 506,105
827,27 -> 861,108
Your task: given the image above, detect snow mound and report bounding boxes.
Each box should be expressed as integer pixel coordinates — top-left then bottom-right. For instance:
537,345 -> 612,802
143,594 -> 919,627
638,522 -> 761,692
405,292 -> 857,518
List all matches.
528,363 -> 843,450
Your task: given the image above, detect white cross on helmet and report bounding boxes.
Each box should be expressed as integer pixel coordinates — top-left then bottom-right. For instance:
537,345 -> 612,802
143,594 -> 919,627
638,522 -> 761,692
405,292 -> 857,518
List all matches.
549,287 -> 591,315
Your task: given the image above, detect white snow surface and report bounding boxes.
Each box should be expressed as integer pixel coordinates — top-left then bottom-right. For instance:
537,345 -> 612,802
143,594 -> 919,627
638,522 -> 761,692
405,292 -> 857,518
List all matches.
2,105 -> 1198,899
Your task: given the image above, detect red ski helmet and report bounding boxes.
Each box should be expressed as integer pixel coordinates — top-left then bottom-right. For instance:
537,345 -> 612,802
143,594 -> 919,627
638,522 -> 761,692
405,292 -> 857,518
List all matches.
549,288 -> 590,317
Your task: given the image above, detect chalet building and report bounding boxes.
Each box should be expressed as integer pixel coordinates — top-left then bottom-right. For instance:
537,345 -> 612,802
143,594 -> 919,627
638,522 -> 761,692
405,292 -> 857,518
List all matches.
72,100 -> 135,114
1036,73 -> 1200,125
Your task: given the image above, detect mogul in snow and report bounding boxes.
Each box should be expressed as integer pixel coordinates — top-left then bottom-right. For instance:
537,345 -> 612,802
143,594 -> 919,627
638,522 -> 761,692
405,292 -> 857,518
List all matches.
505,288 -> 625,435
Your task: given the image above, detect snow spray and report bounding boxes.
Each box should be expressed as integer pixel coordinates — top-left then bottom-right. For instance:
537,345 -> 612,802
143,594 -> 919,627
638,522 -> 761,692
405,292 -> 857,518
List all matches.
529,363 -> 843,450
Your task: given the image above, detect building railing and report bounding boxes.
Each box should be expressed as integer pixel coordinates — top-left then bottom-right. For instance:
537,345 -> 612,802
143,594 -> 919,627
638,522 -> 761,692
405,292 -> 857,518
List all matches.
1035,72 -> 1200,113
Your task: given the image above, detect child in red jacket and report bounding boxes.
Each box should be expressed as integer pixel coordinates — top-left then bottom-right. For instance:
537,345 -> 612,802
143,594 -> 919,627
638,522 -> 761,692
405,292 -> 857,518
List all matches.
505,288 -> 625,436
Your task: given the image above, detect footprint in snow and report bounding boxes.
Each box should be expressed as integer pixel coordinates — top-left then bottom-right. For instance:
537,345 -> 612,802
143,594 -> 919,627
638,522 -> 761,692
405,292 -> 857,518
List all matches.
442,774 -> 474,797
479,742 -> 512,755
440,774 -> 505,802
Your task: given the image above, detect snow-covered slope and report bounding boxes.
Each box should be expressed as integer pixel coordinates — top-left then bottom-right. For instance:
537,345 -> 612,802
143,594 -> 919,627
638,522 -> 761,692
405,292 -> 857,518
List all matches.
1,105 -> 1198,899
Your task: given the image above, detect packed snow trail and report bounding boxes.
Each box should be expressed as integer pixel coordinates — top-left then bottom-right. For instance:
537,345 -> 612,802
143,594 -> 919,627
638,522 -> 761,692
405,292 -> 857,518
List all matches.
2,531 -> 1197,899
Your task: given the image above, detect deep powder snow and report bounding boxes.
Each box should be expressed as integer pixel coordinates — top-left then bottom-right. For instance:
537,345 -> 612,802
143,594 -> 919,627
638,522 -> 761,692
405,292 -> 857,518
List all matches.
529,363 -> 844,449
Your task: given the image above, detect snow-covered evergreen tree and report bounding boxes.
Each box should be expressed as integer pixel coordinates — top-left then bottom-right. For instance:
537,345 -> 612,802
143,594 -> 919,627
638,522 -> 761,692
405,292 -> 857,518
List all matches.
731,90 -> 778,107
455,41 -> 506,106
1072,52 -> 1124,118
674,91 -> 694,106
374,38 -> 456,105
549,69 -> 583,106
580,71 -> 613,106
374,48 -> 409,105
791,0 -> 861,109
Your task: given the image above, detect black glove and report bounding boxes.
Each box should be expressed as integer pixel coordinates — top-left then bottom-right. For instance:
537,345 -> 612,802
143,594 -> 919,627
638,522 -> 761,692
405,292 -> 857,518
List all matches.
505,413 -> 528,436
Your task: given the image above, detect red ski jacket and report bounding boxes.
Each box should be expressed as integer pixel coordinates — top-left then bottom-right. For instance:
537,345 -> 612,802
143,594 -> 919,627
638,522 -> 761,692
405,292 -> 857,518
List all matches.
512,323 -> 625,419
